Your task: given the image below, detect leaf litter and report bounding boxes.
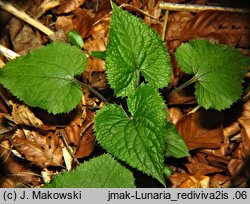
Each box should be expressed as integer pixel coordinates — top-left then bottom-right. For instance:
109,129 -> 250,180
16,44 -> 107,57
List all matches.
0,0 -> 250,187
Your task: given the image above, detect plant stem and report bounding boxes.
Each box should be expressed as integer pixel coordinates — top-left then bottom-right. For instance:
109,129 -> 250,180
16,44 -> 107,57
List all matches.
168,76 -> 196,98
73,78 -> 108,103
161,10 -> 169,41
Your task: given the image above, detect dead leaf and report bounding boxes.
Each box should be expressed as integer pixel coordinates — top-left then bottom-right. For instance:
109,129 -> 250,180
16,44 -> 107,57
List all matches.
55,8 -> 95,39
72,8 -> 95,39
9,17 -> 42,55
223,121 -> 241,138
167,172 -> 210,188
63,109 -> 95,159
181,11 -> 250,48
168,107 -> 183,125
55,0 -> 87,14
167,91 -> 196,105
75,109 -> 95,158
166,12 -> 194,51
34,0 -> 62,18
228,158 -> 244,177
209,174 -> 230,188
238,100 -> 250,159
8,101 -> 56,130
193,152 -> 230,169
55,16 -> 74,34
0,140 -> 41,187
176,109 -> 224,150
185,157 -> 225,175
239,125 -> 250,159
12,129 -> 63,167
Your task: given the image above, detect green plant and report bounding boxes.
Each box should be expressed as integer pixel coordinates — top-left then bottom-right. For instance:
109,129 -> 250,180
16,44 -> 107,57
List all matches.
0,3 -> 249,187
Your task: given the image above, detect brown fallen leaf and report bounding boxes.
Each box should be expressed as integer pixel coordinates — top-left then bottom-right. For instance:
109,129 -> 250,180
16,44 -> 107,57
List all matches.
33,0 -> 62,18
72,8 -> 95,39
63,109 -> 95,159
75,109 -> 95,158
0,140 -> 41,187
223,121 -> 241,138
239,125 -> 250,159
228,158 -> 248,187
11,129 -> 63,167
185,157 -> 225,175
166,11 -> 194,51
167,172 -> 210,188
176,109 -> 224,150
167,91 -> 196,105
238,100 -> 250,159
55,15 -> 74,34
55,8 -> 95,39
227,158 -> 244,177
181,11 -> 250,48
193,152 -> 230,169
55,0 -> 87,14
8,101 -> 56,130
201,137 -> 231,157
9,17 -> 42,55
168,107 -> 183,125
209,174 -> 230,188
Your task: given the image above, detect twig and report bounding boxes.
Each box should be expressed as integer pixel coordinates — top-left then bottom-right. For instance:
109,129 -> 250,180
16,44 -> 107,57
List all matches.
0,44 -> 20,60
161,10 -> 169,41
59,130 -> 80,166
120,3 -> 158,20
159,2 -> 250,13
0,1 -> 54,36
187,105 -> 201,115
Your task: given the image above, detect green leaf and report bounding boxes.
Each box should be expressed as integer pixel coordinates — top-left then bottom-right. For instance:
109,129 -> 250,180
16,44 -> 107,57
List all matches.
175,39 -> 250,110
44,154 -> 135,188
94,84 -> 166,186
67,30 -> 84,48
106,4 -> 171,97
90,51 -> 106,59
0,42 -> 87,114
165,123 -> 190,158
163,166 -> 173,177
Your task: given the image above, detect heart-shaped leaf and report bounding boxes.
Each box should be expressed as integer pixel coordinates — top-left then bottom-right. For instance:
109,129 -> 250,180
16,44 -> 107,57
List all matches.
44,154 -> 135,188
106,3 -> 171,97
0,42 -> 87,114
175,39 -> 250,110
94,84 -> 166,185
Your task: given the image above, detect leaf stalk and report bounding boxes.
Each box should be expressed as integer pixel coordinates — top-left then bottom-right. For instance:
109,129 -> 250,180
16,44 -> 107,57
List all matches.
168,76 -> 196,98
73,78 -> 108,103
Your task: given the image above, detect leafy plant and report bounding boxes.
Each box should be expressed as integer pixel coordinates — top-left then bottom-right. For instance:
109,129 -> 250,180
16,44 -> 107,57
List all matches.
0,2 -> 249,188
